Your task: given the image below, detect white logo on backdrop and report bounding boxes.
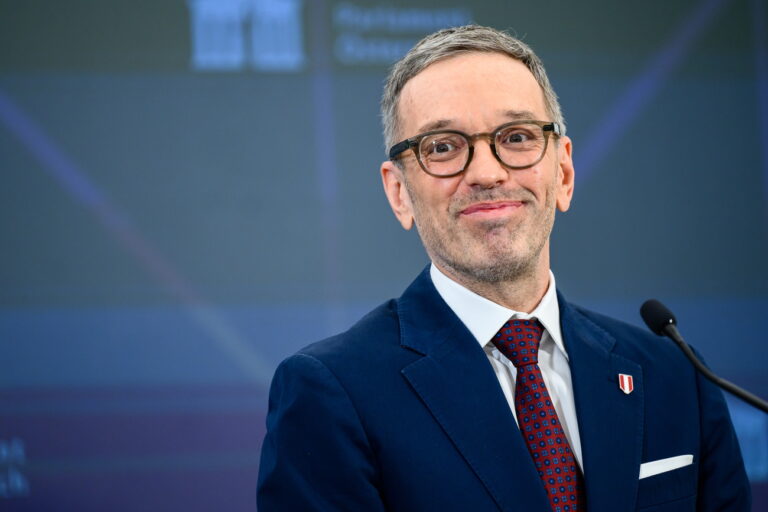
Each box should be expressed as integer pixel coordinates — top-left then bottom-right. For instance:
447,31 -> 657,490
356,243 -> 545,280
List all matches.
188,0 -> 305,71
333,3 -> 472,65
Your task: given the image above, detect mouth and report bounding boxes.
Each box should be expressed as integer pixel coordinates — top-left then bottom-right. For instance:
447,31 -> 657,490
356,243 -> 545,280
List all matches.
459,200 -> 525,218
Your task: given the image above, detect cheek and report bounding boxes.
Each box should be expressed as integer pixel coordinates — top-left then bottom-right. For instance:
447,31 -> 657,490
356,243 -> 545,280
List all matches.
411,175 -> 461,212
533,160 -> 562,199
513,168 -> 550,202
528,165 -> 543,178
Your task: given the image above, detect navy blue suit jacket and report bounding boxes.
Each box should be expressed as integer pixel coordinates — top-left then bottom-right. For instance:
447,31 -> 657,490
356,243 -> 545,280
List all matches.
257,269 -> 750,511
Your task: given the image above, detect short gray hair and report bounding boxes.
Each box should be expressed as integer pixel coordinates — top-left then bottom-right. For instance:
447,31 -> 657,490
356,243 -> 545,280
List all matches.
380,25 -> 565,154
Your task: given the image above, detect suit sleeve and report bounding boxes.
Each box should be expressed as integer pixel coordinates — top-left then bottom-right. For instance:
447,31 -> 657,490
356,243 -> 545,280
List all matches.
257,353 -> 386,512
694,349 -> 751,512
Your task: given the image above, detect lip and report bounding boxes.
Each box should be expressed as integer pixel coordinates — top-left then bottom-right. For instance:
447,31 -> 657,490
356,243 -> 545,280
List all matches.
460,200 -> 524,216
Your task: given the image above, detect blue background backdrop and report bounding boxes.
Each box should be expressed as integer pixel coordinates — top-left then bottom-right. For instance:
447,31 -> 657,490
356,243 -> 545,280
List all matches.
1,0 -> 767,509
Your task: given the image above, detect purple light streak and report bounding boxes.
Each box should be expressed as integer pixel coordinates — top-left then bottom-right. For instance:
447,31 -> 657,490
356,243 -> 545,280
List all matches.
309,0 -> 346,333
575,0 -> 731,183
0,89 -> 271,383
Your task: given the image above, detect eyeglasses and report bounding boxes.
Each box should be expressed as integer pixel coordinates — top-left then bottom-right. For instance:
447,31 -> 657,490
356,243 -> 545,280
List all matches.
388,120 -> 561,178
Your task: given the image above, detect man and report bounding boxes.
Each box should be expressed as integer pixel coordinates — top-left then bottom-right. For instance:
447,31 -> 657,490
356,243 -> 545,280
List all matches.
257,25 -> 750,511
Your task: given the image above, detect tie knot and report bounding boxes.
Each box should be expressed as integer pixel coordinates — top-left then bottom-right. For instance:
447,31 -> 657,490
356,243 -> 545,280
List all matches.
491,318 -> 544,368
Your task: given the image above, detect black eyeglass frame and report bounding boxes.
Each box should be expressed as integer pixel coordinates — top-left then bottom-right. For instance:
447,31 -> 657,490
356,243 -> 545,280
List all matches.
388,120 -> 562,178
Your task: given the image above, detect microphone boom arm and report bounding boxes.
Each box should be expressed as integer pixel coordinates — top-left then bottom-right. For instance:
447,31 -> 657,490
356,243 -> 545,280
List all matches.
662,323 -> 768,414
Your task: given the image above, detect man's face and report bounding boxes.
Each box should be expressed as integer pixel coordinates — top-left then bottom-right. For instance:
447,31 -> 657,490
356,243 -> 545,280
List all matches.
381,52 -> 575,284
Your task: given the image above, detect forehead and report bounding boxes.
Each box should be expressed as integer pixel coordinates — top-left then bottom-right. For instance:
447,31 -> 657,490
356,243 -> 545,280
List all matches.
397,52 -> 548,136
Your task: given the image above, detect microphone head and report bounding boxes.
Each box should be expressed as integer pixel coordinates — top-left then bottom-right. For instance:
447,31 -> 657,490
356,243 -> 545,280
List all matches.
640,299 -> 677,335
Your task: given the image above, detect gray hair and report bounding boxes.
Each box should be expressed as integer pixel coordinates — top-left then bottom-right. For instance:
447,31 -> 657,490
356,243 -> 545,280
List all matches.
380,25 -> 565,154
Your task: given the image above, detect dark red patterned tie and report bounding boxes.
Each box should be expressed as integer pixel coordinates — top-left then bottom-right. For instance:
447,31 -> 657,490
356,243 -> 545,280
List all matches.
492,319 -> 586,512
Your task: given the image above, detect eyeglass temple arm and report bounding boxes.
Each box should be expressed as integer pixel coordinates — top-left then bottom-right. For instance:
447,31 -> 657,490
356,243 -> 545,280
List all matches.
388,139 -> 416,160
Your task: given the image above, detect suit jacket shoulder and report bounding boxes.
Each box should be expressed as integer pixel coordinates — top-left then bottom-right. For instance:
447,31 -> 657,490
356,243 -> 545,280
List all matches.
299,298 -> 406,370
566,302 -> 686,366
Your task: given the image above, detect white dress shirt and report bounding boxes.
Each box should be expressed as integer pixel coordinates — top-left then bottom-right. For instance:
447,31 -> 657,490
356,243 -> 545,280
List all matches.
429,264 -> 584,470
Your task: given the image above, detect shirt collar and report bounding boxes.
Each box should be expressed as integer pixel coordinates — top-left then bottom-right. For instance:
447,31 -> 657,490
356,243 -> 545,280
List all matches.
429,263 -> 566,359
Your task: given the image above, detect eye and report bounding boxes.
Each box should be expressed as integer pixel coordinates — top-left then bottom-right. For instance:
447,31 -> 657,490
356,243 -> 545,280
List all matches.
432,141 -> 456,154
497,125 -> 542,150
500,129 -> 533,144
421,134 -> 466,161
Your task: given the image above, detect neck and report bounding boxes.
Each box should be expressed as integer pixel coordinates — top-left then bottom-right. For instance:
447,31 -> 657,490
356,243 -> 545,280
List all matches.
434,256 -> 551,313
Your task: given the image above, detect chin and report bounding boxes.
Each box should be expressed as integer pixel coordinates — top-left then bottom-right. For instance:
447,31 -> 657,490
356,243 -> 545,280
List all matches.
443,253 -> 535,284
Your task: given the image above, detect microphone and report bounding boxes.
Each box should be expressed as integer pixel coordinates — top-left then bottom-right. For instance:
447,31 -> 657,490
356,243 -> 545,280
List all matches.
640,299 -> 768,414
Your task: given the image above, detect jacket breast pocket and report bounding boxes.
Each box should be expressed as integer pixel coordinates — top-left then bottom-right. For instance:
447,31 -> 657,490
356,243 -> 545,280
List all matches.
636,463 -> 696,511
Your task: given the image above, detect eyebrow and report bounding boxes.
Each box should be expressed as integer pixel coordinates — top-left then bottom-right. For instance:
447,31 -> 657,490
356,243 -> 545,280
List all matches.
415,118 -> 454,134
413,110 -> 541,136
501,109 -> 539,121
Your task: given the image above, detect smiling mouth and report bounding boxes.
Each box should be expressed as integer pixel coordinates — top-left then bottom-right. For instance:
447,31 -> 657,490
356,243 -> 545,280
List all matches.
460,201 -> 524,216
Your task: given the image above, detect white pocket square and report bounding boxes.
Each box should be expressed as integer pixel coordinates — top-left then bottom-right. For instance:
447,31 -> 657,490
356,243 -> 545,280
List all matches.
639,454 -> 694,479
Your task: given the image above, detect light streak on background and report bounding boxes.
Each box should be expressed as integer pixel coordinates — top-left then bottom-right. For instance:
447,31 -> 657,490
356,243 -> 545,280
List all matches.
575,0 -> 731,183
309,0 -> 347,334
0,89 -> 272,385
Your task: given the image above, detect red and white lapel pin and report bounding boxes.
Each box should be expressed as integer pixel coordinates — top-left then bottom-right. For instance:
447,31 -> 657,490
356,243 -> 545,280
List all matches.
618,373 -> 634,394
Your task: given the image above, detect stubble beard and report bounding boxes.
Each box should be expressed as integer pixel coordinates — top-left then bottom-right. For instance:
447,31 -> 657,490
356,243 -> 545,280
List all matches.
406,178 -> 556,286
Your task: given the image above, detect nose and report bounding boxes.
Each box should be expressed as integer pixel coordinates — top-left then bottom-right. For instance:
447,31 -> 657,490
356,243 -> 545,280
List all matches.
462,138 -> 509,188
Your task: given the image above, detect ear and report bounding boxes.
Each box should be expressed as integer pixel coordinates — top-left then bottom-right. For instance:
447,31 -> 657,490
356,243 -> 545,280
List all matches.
381,160 -> 415,230
555,136 -> 575,212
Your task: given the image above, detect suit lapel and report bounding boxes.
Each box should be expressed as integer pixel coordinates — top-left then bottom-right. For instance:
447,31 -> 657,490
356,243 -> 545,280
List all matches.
397,270 -> 550,512
559,296 -> 644,512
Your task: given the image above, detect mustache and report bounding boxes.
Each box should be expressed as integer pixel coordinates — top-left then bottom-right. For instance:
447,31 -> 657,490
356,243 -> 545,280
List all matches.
449,189 -> 535,216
